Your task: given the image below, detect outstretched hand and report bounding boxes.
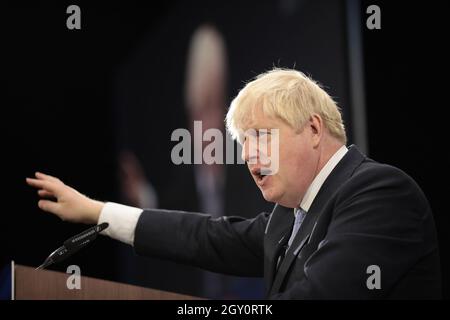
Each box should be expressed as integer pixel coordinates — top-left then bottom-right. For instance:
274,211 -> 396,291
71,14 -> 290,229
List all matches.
26,172 -> 104,224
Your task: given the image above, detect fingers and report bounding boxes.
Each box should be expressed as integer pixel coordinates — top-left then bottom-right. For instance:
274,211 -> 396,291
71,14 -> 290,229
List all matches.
26,177 -> 57,193
38,189 -> 55,198
26,172 -> 66,219
35,172 -> 60,183
38,199 -> 60,215
26,172 -> 64,191
26,177 -> 45,188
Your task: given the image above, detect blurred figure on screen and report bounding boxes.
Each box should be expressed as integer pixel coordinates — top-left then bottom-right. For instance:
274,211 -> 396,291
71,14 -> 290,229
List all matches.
120,25 -> 226,215
118,25 -> 259,299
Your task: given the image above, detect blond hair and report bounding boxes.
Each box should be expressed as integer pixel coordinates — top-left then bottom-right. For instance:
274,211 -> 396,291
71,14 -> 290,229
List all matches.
226,68 -> 347,144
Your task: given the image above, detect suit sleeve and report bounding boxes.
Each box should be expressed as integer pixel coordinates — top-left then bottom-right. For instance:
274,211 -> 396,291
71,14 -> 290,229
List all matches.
133,209 -> 269,277
271,164 -> 438,299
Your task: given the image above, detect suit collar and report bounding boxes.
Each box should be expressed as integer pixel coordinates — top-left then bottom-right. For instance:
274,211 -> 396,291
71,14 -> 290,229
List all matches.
267,145 -> 366,296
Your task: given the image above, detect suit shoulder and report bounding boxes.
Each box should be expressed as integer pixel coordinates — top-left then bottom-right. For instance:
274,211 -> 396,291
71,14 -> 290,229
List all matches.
338,158 -> 430,209
353,158 -> 419,187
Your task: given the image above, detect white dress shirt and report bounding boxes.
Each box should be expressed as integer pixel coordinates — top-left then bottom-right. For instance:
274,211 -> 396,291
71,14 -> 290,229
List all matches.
298,144 -> 348,212
98,145 -> 348,246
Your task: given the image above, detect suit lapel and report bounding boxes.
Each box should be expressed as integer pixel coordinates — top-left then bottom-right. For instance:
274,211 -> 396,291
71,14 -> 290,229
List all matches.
268,145 -> 366,296
268,210 -> 317,295
264,205 -> 293,294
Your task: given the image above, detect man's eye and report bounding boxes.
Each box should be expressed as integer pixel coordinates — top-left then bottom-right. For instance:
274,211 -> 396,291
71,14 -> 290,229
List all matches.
258,130 -> 271,137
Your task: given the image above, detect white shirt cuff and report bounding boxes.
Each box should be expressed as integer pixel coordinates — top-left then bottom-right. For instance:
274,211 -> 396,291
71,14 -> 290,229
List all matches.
98,202 -> 143,246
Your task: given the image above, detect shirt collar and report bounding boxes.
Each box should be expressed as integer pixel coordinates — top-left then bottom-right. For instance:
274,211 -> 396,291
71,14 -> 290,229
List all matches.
298,145 -> 348,213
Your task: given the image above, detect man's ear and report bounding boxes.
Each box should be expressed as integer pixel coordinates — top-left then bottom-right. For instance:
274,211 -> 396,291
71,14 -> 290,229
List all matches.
309,114 -> 323,148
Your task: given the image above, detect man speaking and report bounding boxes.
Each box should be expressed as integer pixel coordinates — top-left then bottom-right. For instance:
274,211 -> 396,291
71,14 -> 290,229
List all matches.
26,68 -> 441,299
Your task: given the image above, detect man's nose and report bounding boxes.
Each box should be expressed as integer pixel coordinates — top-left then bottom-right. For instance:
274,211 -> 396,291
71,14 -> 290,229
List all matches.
242,139 -> 258,164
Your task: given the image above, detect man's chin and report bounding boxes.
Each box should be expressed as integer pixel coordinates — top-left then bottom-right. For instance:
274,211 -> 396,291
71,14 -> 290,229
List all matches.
261,188 -> 280,203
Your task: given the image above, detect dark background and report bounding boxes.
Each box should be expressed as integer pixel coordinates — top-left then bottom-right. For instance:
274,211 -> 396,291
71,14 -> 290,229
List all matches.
2,0 -> 448,298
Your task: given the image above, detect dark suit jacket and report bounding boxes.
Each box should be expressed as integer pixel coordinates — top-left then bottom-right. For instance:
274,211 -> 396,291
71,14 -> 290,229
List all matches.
133,145 -> 442,299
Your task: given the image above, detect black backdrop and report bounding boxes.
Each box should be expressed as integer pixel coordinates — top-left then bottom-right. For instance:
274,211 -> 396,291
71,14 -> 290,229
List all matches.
361,0 -> 449,298
3,0 -> 448,298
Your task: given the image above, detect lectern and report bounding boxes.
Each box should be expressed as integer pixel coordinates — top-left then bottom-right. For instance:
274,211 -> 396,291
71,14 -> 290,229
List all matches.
12,264 -> 201,300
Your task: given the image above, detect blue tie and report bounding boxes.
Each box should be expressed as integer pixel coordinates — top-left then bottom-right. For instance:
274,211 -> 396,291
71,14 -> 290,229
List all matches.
276,207 -> 307,270
288,207 -> 307,247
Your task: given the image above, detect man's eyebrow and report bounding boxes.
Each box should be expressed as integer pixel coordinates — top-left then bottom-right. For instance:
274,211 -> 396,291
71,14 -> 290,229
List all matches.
244,128 -> 274,135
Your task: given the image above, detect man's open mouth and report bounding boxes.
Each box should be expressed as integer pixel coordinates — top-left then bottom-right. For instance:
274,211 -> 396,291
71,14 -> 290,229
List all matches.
252,168 -> 272,185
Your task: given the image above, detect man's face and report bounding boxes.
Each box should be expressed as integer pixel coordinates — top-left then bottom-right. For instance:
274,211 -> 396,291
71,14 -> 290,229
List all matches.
242,107 -> 320,208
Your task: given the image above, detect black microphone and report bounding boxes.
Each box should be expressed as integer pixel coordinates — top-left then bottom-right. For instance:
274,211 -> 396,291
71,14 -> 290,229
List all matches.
36,223 -> 109,270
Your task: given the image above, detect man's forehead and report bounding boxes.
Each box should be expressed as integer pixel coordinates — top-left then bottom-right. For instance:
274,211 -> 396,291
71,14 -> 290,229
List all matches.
242,106 -> 280,130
